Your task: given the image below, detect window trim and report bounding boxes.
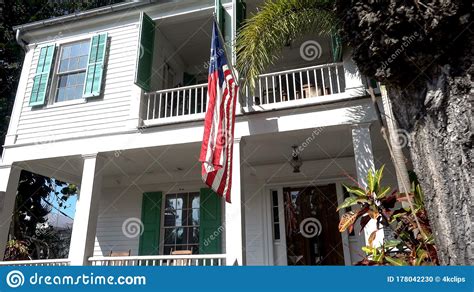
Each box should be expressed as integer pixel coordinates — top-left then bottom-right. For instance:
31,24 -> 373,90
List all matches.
47,38 -> 91,106
159,191 -> 200,255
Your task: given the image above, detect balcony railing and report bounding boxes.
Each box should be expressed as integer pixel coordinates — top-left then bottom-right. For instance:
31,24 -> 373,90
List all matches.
88,254 -> 226,266
143,63 -> 347,125
242,63 -> 345,109
0,259 -> 70,266
143,83 -> 208,126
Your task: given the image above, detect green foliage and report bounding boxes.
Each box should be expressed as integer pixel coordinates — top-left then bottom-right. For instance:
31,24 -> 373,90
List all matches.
4,240 -> 30,261
236,0 -> 336,89
337,166 -> 439,266
334,0 -> 471,87
7,171 -> 78,260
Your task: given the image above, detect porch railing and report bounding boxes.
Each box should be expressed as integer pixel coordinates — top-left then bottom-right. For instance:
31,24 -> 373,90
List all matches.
143,63 -> 346,125
143,83 -> 208,126
242,62 -> 345,108
0,259 -> 70,266
88,254 -> 226,266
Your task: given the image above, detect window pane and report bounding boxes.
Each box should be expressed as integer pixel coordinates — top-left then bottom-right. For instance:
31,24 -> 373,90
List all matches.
190,193 -> 200,208
191,209 -> 199,226
62,46 -> 71,59
59,59 -> 69,72
176,228 -> 185,245
78,55 -> 88,69
274,224 -> 280,240
272,191 -> 278,206
163,246 -> 172,255
56,88 -> 66,102
164,228 -> 176,245
176,194 -> 186,209
191,227 -> 199,244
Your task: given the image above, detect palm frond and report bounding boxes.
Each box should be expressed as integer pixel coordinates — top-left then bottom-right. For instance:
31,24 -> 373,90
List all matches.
236,0 -> 337,89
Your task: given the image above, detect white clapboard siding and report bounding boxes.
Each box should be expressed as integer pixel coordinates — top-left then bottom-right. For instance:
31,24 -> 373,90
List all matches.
94,186 -> 143,257
16,23 -> 139,144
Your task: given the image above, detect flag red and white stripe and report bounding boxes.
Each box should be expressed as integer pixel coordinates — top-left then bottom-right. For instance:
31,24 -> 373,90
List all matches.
199,20 -> 239,203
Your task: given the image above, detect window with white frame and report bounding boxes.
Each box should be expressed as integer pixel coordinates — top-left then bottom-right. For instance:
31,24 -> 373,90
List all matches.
55,40 -> 90,102
162,192 -> 200,255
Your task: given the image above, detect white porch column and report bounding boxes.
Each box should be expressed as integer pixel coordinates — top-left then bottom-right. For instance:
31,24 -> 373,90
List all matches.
351,123 -> 384,247
0,165 -> 21,257
68,154 -> 104,265
225,138 -> 246,265
343,52 -> 366,98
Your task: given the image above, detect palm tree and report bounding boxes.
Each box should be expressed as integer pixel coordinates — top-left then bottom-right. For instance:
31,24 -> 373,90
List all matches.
236,0 -> 472,265
236,0 -> 336,89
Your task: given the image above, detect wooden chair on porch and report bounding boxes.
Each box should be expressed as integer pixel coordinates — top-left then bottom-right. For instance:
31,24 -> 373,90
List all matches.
108,250 -> 131,266
170,250 -> 192,266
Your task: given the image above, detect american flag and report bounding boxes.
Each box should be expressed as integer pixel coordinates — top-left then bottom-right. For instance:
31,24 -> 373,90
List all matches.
199,20 -> 239,203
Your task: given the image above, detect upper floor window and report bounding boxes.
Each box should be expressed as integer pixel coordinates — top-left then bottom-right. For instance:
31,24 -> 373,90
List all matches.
28,33 -> 108,107
55,40 -> 90,102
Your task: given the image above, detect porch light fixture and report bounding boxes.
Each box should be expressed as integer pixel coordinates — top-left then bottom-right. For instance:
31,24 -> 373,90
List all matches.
290,145 -> 303,173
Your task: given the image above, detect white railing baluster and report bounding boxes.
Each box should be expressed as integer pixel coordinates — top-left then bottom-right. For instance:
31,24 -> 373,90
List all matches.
321,68 -> 326,95
306,70 -> 311,98
299,71 -> 303,99
164,92 -> 169,117
328,67 -> 334,95
143,63 -> 345,123
278,74 -> 283,102
313,69 -> 319,96
170,91 -> 175,116
265,76 -> 269,104
272,75 -> 276,104
292,72 -> 297,100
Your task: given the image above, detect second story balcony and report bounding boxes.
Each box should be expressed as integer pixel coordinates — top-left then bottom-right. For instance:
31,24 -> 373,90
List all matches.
141,1 -> 366,127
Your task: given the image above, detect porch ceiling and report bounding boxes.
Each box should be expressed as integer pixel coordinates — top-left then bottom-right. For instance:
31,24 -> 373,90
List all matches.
16,125 -> 388,184
243,125 -> 387,166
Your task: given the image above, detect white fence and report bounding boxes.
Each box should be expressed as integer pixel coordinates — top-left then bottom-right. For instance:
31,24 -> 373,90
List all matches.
89,254 -> 226,266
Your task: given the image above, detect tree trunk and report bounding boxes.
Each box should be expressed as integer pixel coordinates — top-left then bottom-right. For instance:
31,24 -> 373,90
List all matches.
388,65 -> 473,265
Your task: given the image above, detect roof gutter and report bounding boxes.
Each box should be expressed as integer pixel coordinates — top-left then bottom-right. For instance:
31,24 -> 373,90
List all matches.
12,1 -> 154,32
15,29 -> 28,52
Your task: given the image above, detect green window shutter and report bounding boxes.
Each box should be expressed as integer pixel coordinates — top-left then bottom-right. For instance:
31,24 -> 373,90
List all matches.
199,188 -> 222,254
139,192 -> 162,255
83,33 -> 108,98
215,0 -> 224,35
30,45 -> 55,106
134,12 -> 155,91
331,34 -> 343,63
236,0 -> 247,32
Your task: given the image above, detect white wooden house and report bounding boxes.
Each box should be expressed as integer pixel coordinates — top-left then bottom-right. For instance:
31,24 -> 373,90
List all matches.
0,0 -> 401,266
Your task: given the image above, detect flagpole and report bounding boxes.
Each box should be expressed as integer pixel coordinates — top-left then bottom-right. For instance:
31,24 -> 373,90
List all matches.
212,13 -> 239,87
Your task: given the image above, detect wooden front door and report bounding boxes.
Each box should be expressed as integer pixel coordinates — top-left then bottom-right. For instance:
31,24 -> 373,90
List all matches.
284,184 -> 344,265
